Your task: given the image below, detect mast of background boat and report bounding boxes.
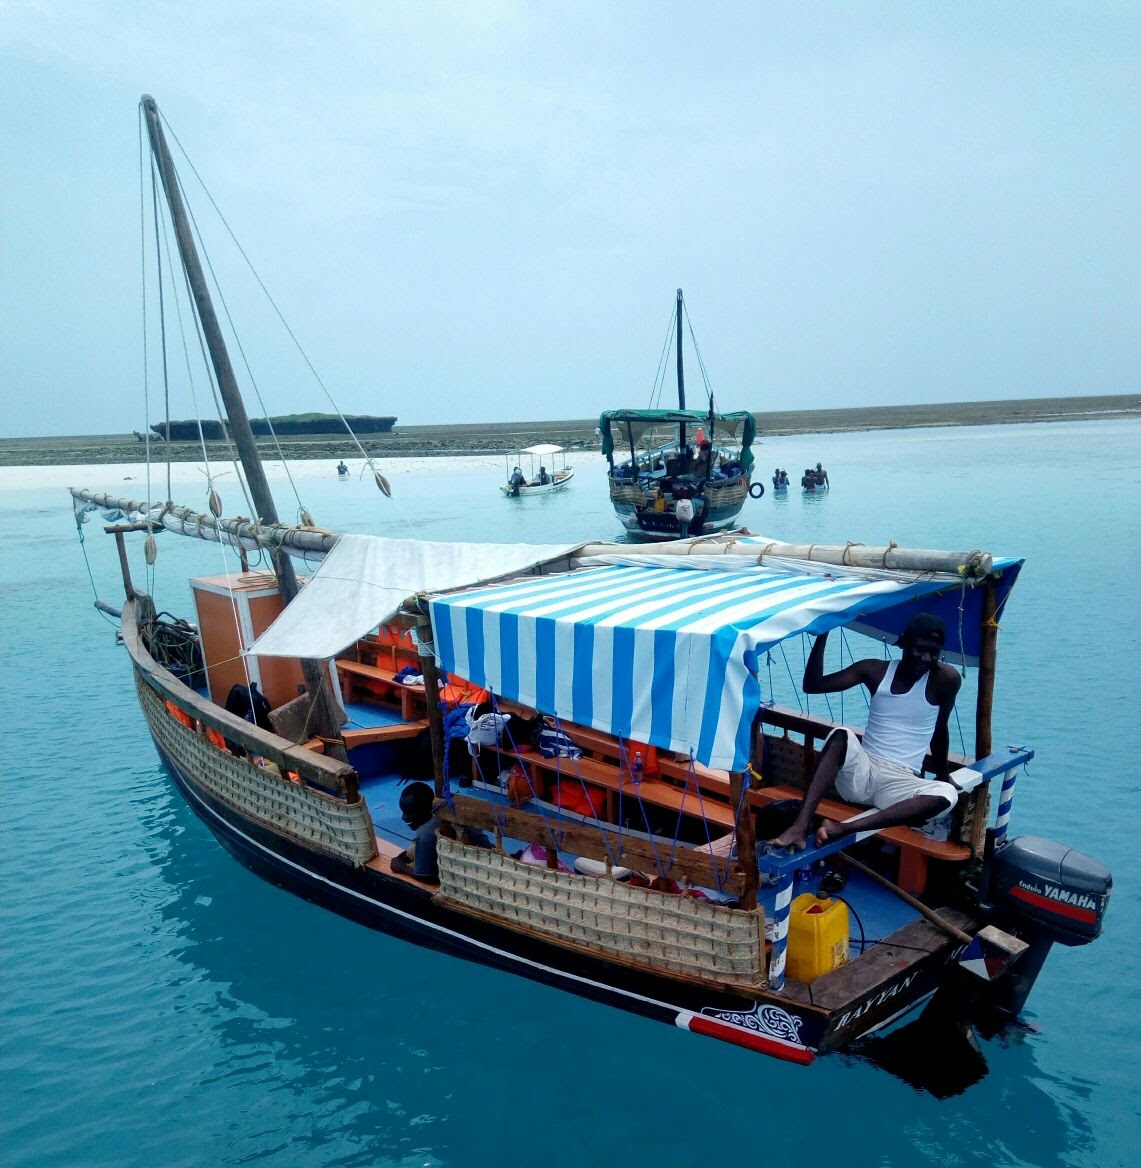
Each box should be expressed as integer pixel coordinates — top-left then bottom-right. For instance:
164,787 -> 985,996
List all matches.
140,95 -> 346,756
703,397 -> 716,487
676,288 -> 687,452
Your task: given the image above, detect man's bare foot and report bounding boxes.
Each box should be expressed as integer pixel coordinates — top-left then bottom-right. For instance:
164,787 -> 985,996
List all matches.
768,826 -> 808,850
814,819 -> 844,847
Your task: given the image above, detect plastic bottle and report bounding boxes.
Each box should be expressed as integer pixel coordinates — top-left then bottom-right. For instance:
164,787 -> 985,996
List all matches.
632,751 -> 644,783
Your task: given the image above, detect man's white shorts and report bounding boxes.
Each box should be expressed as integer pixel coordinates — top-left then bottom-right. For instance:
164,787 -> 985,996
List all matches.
827,728 -> 957,817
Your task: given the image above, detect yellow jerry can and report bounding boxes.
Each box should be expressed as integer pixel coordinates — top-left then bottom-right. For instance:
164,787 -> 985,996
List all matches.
786,892 -> 850,982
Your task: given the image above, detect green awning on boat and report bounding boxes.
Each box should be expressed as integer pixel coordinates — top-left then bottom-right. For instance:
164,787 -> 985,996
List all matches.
599,409 -> 756,473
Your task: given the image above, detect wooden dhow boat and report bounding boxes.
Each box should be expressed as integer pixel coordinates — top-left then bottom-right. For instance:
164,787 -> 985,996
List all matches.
70,97 -> 1112,1073
600,289 -> 759,540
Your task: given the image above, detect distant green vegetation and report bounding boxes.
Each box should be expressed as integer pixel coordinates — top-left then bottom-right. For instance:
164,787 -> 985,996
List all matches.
251,413 -> 337,424
150,413 -> 397,440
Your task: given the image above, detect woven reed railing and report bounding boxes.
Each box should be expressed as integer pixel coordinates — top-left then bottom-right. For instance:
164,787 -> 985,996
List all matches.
138,675 -> 377,865
609,480 -> 650,506
435,836 -> 766,990
704,478 -> 749,506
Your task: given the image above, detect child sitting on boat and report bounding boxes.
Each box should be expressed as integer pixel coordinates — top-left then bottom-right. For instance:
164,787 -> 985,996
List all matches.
391,781 -> 491,882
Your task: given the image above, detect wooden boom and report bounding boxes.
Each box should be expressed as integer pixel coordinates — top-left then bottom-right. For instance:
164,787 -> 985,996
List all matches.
71,489 -> 338,557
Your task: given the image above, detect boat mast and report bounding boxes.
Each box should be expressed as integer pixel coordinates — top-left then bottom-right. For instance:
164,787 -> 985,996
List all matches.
141,98 -> 286,545
676,288 -> 687,452
140,95 -> 344,751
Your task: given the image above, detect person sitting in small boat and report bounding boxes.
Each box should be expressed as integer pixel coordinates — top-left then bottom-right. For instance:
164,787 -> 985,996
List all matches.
538,466 -> 551,485
391,781 -> 491,881
508,465 -> 525,494
336,460 -> 348,476
767,613 -> 962,851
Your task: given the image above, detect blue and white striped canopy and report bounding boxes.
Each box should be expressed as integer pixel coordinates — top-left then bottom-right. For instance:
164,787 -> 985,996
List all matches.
429,556 -> 1021,771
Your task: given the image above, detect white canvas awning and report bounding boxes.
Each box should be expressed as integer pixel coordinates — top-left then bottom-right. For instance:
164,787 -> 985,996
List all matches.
246,533 -> 582,661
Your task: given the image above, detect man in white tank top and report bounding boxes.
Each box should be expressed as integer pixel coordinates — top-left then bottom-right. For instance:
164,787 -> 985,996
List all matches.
768,613 -> 962,851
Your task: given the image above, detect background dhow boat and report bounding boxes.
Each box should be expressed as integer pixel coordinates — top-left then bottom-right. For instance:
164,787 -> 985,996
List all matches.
600,289 -> 758,539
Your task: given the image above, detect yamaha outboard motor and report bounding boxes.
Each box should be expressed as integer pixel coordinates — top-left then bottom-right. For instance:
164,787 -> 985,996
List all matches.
982,834 -> 1111,1017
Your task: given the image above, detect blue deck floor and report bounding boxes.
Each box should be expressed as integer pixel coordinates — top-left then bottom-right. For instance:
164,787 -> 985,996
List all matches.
342,701 -> 405,730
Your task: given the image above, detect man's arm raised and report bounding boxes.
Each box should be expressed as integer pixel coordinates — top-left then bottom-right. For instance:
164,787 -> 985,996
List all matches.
802,631 -> 883,695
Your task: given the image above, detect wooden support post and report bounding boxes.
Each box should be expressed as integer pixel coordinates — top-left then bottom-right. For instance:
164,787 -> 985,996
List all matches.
975,576 -> 998,760
414,620 -> 448,798
729,769 -> 758,910
112,530 -> 135,601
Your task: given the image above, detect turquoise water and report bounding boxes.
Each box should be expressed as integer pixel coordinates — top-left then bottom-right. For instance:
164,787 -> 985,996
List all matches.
2,419 -> 1138,1167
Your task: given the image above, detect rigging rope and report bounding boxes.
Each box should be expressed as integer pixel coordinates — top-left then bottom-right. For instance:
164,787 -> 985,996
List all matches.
170,160 -> 307,520
549,713 -> 621,870
648,306 -> 676,411
160,110 -> 395,503
680,299 -> 716,408
777,641 -> 803,712
147,159 -> 173,512
137,111 -> 155,560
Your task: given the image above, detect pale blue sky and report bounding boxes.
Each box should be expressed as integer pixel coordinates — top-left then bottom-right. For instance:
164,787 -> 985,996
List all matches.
2,1 -> 1137,436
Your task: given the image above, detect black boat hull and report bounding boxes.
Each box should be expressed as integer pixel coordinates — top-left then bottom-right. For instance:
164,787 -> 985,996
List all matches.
153,735 -> 981,1065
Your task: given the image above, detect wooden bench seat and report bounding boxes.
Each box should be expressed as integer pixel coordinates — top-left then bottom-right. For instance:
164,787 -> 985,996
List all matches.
564,724 -> 729,788
490,747 -> 737,832
336,659 -> 425,720
657,755 -> 730,787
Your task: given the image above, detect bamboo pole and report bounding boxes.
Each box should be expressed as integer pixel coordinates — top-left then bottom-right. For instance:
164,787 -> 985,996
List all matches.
77,490 -> 992,585
72,489 -> 338,558
841,853 -> 973,945
575,537 -> 993,578
729,769 -> 758,910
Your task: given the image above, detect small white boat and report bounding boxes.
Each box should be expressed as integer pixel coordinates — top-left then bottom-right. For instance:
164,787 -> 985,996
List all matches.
502,443 -> 574,496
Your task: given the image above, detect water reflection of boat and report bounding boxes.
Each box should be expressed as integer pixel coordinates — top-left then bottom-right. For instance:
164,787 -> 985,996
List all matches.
502,444 -> 574,497
69,97 -> 1114,1074
600,289 -> 758,540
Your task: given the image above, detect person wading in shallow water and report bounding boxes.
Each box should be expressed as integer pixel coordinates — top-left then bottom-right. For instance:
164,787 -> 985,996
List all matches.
768,613 -> 962,850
